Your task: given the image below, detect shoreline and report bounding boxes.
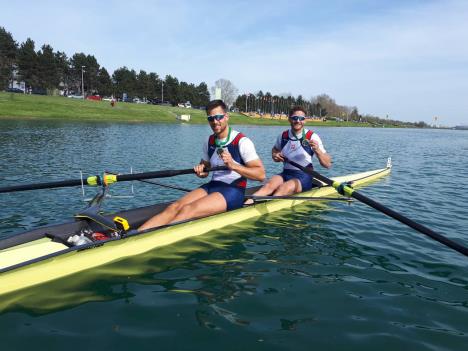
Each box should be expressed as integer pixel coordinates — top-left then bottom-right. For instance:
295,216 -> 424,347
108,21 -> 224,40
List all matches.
0,92 -> 404,128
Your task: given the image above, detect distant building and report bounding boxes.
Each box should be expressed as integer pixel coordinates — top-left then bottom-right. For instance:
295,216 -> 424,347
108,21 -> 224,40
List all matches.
9,69 -> 25,92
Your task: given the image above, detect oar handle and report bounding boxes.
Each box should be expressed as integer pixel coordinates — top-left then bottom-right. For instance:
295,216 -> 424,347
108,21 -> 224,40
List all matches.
284,158 -> 468,257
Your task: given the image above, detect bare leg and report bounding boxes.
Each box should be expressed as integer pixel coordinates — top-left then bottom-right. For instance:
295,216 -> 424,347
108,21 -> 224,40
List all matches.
274,178 -> 302,196
244,175 -> 285,205
139,188 -> 208,230
170,192 -> 227,223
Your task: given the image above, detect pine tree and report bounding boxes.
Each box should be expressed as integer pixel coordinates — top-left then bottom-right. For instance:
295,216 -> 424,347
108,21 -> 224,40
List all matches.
0,27 -> 17,89
17,38 -> 38,90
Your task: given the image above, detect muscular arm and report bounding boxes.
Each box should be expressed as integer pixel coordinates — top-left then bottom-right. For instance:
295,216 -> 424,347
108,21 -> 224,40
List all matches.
308,137 -> 332,169
230,158 -> 266,182
313,147 -> 332,169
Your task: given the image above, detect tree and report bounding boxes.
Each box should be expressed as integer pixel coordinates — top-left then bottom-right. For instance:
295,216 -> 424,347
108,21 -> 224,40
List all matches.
96,67 -> 113,96
0,27 -> 17,89
136,70 -> 150,98
36,44 -> 59,92
17,38 -> 38,90
349,107 -> 359,121
54,51 -> 69,92
210,78 -> 238,107
69,53 -> 100,95
195,82 -> 210,107
147,72 -> 160,99
296,94 -> 305,107
112,66 -> 137,98
69,53 -> 88,94
164,75 -> 179,105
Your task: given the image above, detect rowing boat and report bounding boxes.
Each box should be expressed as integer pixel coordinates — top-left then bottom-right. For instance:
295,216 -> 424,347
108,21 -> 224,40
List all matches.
0,164 -> 391,297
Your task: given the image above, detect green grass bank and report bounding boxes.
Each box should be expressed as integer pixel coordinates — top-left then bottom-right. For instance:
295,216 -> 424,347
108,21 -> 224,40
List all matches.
0,92 -> 370,127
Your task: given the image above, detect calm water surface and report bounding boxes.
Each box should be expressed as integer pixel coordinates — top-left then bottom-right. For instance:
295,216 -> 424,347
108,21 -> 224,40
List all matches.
0,120 -> 467,350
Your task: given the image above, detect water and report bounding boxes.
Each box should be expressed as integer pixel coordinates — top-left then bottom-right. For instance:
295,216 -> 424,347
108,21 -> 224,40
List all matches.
0,120 -> 467,350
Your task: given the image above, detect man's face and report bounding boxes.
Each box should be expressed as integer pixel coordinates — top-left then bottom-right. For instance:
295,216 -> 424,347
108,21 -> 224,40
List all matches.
289,110 -> 306,132
207,106 -> 229,135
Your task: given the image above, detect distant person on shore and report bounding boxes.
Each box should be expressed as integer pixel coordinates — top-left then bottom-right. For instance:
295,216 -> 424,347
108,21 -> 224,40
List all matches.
245,106 -> 331,204
110,97 -> 116,107
139,99 -> 265,230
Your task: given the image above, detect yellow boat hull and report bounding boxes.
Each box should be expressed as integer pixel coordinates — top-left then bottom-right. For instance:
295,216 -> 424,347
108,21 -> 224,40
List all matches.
0,166 -> 390,297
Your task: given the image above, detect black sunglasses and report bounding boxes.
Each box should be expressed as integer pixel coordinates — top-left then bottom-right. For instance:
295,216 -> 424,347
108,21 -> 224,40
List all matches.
207,114 -> 225,122
290,115 -> 305,121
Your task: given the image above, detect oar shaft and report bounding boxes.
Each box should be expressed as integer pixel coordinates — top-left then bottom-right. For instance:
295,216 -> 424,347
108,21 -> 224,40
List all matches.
285,158 -> 468,257
0,166 -> 227,194
138,179 -> 191,192
116,168 -> 194,182
114,166 -> 227,182
352,191 -> 468,256
245,195 -> 352,201
0,179 -> 83,193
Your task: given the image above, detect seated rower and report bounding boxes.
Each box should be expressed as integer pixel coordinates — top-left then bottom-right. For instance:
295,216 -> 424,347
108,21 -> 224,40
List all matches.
139,100 -> 265,230
245,106 -> 331,204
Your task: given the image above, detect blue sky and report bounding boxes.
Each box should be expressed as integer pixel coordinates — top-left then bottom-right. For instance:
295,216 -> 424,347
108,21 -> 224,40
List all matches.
2,0 -> 468,125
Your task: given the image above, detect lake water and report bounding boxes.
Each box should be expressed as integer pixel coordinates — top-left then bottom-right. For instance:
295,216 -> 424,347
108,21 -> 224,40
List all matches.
0,120 -> 467,350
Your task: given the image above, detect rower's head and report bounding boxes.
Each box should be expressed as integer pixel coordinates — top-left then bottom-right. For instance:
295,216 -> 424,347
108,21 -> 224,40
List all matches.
206,99 -> 229,135
289,106 -> 307,132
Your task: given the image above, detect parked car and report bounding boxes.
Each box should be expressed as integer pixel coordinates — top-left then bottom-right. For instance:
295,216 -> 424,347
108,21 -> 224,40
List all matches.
86,95 -> 102,101
31,88 -> 47,95
133,97 -> 147,104
149,98 -> 171,105
177,101 -> 192,108
67,94 -> 84,99
6,88 -> 24,93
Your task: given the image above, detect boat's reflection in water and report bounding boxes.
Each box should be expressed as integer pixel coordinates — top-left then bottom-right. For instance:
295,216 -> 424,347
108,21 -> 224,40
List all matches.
0,201 -> 334,316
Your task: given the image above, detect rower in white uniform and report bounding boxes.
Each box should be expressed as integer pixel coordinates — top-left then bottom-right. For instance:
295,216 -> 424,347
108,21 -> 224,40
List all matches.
245,106 -> 331,204
140,100 -> 265,230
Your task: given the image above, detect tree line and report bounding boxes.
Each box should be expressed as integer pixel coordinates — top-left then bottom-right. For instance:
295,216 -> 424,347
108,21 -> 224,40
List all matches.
1,26 -> 429,127
234,91 -> 428,127
0,27 -> 210,106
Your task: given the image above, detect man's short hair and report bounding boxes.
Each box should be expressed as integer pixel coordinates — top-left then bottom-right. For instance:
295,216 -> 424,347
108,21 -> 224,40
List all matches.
206,100 -> 227,115
289,106 -> 307,117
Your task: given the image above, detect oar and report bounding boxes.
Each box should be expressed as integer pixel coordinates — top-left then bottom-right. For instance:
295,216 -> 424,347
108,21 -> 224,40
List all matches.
285,158 -> 468,257
0,166 -> 227,194
245,195 -> 353,202
106,171 -> 192,193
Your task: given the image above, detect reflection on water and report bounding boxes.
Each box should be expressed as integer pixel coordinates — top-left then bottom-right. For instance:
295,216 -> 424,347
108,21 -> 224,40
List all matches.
0,120 -> 467,350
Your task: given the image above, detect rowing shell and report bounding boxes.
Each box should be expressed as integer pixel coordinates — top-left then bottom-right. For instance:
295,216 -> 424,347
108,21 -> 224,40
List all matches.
0,165 -> 391,297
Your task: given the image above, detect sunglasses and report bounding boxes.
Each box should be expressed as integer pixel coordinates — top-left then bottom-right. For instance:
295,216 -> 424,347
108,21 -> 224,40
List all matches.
207,114 -> 225,122
290,115 -> 306,121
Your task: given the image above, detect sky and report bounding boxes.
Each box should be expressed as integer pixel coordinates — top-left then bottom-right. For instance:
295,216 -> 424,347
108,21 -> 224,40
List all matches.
1,0 -> 468,126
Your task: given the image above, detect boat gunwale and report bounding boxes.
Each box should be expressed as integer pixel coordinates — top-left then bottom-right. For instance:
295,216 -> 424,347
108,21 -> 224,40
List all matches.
0,166 -> 391,276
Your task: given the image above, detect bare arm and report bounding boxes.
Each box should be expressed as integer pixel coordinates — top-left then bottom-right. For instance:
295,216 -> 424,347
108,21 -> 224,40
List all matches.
231,158 -> 265,182
220,151 -> 265,182
310,141 -> 332,169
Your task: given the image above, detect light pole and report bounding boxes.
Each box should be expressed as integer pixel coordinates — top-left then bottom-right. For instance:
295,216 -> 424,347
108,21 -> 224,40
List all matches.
161,81 -> 164,103
81,66 -> 85,99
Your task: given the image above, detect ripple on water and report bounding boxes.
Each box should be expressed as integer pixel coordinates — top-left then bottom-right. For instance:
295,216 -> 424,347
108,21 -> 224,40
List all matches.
0,123 -> 467,350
